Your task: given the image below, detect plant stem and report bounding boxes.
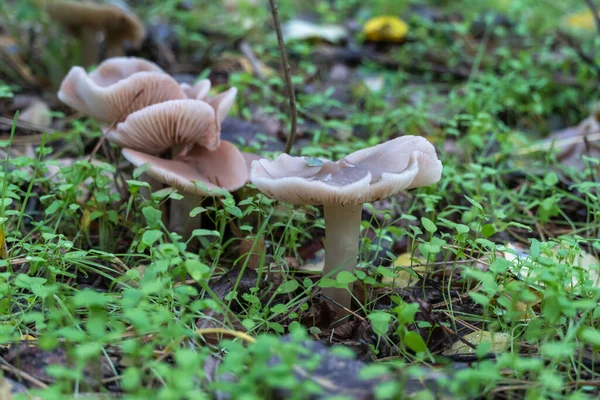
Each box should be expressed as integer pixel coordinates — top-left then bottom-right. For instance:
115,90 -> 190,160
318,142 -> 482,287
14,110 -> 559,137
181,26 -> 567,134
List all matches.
322,203 -> 362,313
268,0 -> 297,155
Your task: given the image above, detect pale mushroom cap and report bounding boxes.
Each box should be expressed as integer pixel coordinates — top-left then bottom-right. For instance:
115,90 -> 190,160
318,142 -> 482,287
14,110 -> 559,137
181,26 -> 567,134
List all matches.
58,67 -> 186,122
88,57 -> 165,87
181,79 -> 212,100
205,87 -> 238,127
250,136 -> 442,205
106,99 -> 219,154
122,141 -> 249,195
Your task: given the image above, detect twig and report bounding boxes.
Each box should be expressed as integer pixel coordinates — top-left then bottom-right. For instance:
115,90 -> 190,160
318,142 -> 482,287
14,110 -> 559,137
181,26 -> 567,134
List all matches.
239,41 -> 267,80
88,89 -> 144,162
0,360 -> 48,389
514,130 -> 600,155
268,0 -> 297,155
585,0 -> 600,35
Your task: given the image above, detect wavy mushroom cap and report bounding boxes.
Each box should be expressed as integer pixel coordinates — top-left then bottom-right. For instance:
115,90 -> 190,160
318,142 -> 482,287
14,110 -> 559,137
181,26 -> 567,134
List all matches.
58,67 -> 187,122
205,87 -> 237,128
88,57 -> 165,87
250,136 -> 442,205
106,99 -> 220,155
122,141 -> 249,195
181,79 -> 211,100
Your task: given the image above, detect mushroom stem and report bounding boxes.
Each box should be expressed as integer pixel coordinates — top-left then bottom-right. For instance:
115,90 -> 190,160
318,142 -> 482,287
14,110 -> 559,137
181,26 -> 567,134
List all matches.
79,29 -> 98,67
105,37 -> 124,58
322,203 -> 362,313
167,145 -> 203,241
169,194 -> 202,240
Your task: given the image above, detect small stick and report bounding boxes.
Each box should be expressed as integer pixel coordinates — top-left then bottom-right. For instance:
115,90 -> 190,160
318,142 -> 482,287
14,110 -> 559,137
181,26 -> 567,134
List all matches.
514,130 -> 600,155
585,0 -> 600,35
268,0 -> 297,155
88,89 -> 144,162
239,41 -> 267,80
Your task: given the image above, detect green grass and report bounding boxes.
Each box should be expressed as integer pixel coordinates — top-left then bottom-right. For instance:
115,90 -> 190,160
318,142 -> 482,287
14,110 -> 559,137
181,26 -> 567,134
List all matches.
1,0 -> 600,398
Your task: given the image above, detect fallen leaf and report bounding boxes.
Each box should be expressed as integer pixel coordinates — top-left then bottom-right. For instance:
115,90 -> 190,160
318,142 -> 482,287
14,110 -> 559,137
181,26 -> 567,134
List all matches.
0,226 -> 8,259
543,114 -> 600,170
381,253 -> 428,288
443,330 -> 511,356
565,10 -> 596,30
18,99 -> 52,129
282,20 -> 347,43
363,16 -> 408,42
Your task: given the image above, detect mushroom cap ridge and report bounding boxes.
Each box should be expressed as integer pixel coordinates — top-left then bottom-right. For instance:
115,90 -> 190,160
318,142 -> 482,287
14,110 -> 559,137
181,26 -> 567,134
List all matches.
250,136 -> 442,205
58,67 -> 186,123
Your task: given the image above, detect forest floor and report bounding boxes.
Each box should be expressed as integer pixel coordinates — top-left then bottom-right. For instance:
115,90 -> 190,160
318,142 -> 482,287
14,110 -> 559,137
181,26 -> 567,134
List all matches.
1,0 -> 600,399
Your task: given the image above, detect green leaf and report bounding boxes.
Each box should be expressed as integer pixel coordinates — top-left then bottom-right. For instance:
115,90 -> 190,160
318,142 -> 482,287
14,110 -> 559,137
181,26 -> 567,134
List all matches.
185,260 -> 210,281
421,217 -> 437,233
271,304 -> 289,315
278,279 -> 299,294
404,331 -> 427,353
482,224 -> 496,238
368,312 -> 392,336
142,207 -> 162,228
580,328 -> 600,347
141,230 -> 162,246
336,271 -> 356,284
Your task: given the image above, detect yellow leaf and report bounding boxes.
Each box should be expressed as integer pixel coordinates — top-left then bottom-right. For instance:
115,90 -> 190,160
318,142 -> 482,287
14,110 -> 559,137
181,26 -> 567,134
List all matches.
382,253 -> 427,289
443,331 -> 511,356
363,16 -> 408,42
0,226 -> 7,259
566,11 -> 595,30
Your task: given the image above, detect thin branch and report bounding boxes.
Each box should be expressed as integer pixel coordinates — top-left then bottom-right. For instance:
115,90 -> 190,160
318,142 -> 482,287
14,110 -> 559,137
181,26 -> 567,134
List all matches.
268,0 -> 297,155
239,41 -> 267,80
584,0 -> 600,35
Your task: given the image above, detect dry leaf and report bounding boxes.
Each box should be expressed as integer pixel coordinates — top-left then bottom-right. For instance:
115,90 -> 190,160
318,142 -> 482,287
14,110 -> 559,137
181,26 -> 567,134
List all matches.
382,253 -> 428,289
18,99 -> 52,129
443,331 -> 511,356
282,20 -> 347,43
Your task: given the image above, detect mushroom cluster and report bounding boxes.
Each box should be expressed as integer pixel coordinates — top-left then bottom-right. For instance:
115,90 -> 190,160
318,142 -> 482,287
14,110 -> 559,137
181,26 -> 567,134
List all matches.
250,136 -> 442,312
58,57 -> 250,236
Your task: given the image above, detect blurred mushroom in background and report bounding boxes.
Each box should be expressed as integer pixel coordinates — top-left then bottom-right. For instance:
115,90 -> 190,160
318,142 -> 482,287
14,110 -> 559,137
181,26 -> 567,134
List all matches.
46,1 -> 145,67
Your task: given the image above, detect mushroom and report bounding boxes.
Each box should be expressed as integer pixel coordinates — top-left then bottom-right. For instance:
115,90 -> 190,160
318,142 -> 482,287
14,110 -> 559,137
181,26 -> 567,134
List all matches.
58,63 -> 186,123
123,141 -> 248,238
250,136 -> 442,312
46,1 -> 145,66
105,87 -> 237,157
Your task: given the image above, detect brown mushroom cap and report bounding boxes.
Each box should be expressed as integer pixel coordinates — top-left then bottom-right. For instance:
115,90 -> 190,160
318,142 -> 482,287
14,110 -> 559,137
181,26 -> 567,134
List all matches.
250,136 -> 442,205
58,66 -> 186,122
122,141 -> 249,195
46,1 -> 144,45
106,99 -> 220,154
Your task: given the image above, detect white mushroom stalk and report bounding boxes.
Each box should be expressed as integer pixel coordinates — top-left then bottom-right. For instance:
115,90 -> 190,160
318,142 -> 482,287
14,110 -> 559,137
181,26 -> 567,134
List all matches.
250,136 -> 443,313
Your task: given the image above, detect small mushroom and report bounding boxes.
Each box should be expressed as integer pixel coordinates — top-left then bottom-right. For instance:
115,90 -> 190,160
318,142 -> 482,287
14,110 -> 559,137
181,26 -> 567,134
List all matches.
58,63 -> 186,123
250,136 -> 442,312
123,141 -> 248,238
46,1 -> 145,66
